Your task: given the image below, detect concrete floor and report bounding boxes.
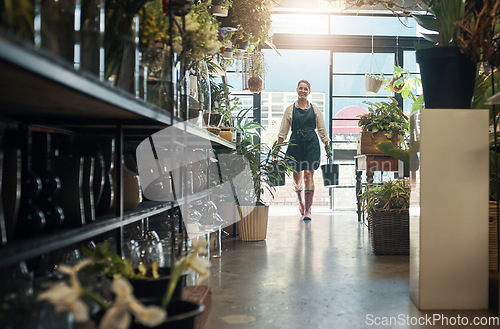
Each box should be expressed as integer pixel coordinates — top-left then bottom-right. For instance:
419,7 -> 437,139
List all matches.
204,206 -> 500,329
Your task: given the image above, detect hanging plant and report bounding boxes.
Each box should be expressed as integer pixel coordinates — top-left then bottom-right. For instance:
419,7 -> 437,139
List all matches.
248,76 -> 263,93
231,0 -> 273,48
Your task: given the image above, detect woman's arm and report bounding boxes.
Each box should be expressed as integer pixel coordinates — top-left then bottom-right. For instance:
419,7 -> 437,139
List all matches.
313,104 -> 330,145
277,105 -> 293,142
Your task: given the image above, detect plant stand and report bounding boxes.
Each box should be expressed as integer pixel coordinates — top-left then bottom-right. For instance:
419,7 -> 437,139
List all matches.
409,109 -> 489,310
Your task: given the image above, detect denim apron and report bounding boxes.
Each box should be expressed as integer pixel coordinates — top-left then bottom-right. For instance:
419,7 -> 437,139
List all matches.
286,104 -> 321,171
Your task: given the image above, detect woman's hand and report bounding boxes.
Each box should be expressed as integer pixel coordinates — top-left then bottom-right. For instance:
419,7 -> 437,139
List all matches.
325,143 -> 333,159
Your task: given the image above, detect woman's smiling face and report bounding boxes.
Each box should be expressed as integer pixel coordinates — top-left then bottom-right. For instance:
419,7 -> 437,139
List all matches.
297,82 -> 311,99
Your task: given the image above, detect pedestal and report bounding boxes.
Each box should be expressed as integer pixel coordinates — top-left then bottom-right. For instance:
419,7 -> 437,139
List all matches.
409,109 -> 489,310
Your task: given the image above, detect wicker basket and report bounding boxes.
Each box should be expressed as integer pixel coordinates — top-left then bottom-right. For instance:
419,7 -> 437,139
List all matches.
368,209 -> 409,255
357,131 -> 398,155
489,201 -> 499,271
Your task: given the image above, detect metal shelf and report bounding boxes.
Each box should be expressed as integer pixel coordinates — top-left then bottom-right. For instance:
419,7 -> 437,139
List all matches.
0,201 -> 172,268
0,31 -> 235,151
0,30 -> 236,267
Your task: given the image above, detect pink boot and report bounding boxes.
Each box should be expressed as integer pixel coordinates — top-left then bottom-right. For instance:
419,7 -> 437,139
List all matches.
296,190 -> 305,216
303,190 -> 314,221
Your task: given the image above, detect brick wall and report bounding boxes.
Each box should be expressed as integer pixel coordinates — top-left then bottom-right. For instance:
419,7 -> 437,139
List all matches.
262,168 -> 331,206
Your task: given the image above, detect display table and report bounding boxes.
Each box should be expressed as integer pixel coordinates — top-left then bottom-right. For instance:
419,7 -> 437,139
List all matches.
354,154 -> 399,222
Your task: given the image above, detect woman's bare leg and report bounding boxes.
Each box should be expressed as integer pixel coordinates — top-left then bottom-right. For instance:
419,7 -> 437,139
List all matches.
293,171 -> 304,215
303,170 -> 315,220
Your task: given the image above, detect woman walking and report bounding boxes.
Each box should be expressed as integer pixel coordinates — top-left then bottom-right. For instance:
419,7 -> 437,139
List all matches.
277,80 -> 332,220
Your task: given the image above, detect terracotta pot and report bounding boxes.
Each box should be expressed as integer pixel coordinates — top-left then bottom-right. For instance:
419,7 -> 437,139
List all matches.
219,128 -> 233,142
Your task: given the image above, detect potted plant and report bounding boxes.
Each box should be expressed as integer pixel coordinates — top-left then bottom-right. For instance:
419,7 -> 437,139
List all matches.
230,108 -> 293,241
364,73 -> 385,94
211,0 -> 232,17
359,178 -> 410,255
246,51 -> 265,93
348,0 -> 500,108
36,236 -> 210,329
413,0 -> 499,109
209,79 -> 238,141
228,0 -> 273,50
357,97 -> 409,155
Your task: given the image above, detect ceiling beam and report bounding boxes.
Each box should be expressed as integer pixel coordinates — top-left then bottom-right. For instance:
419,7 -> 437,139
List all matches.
267,34 -> 428,53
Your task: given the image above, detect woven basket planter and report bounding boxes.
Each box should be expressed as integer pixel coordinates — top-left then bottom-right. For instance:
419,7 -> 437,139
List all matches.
368,209 -> 409,255
236,205 -> 269,241
357,131 -> 398,155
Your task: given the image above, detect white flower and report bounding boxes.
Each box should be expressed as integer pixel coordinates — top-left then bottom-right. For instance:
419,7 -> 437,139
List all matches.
184,237 -> 211,283
37,259 -> 94,323
186,254 -> 211,283
98,277 -> 167,329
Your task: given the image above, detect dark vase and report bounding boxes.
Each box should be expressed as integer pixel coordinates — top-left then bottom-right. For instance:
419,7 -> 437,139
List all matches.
416,47 -> 477,109
129,268 -> 186,301
131,300 -> 204,329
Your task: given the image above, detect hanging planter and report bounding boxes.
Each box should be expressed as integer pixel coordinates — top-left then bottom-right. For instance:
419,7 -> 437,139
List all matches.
248,76 -> 263,93
211,5 -> 228,17
365,75 -> 383,94
364,36 -> 384,94
389,76 -> 405,93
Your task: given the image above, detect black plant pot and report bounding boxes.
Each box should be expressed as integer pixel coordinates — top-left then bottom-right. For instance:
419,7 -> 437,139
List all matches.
416,47 -> 477,109
129,268 -> 186,301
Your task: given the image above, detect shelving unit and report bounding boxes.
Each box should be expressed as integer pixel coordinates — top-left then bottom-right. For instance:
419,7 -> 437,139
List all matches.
0,28 -> 235,268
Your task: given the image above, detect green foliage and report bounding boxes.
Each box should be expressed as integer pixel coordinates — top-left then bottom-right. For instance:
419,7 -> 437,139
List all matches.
359,178 -> 410,213
365,73 -> 385,81
382,66 -> 423,114
213,0 -> 233,9
490,149 -> 500,201
81,240 -> 157,279
358,97 -> 409,139
413,0 -> 465,47
209,79 -> 236,127
139,0 -> 170,48
231,0 -> 272,47
139,0 -> 222,68
375,141 -> 410,164
1,0 -> 33,40
473,69 -> 500,122
234,108 -> 294,204
81,240 -> 136,279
